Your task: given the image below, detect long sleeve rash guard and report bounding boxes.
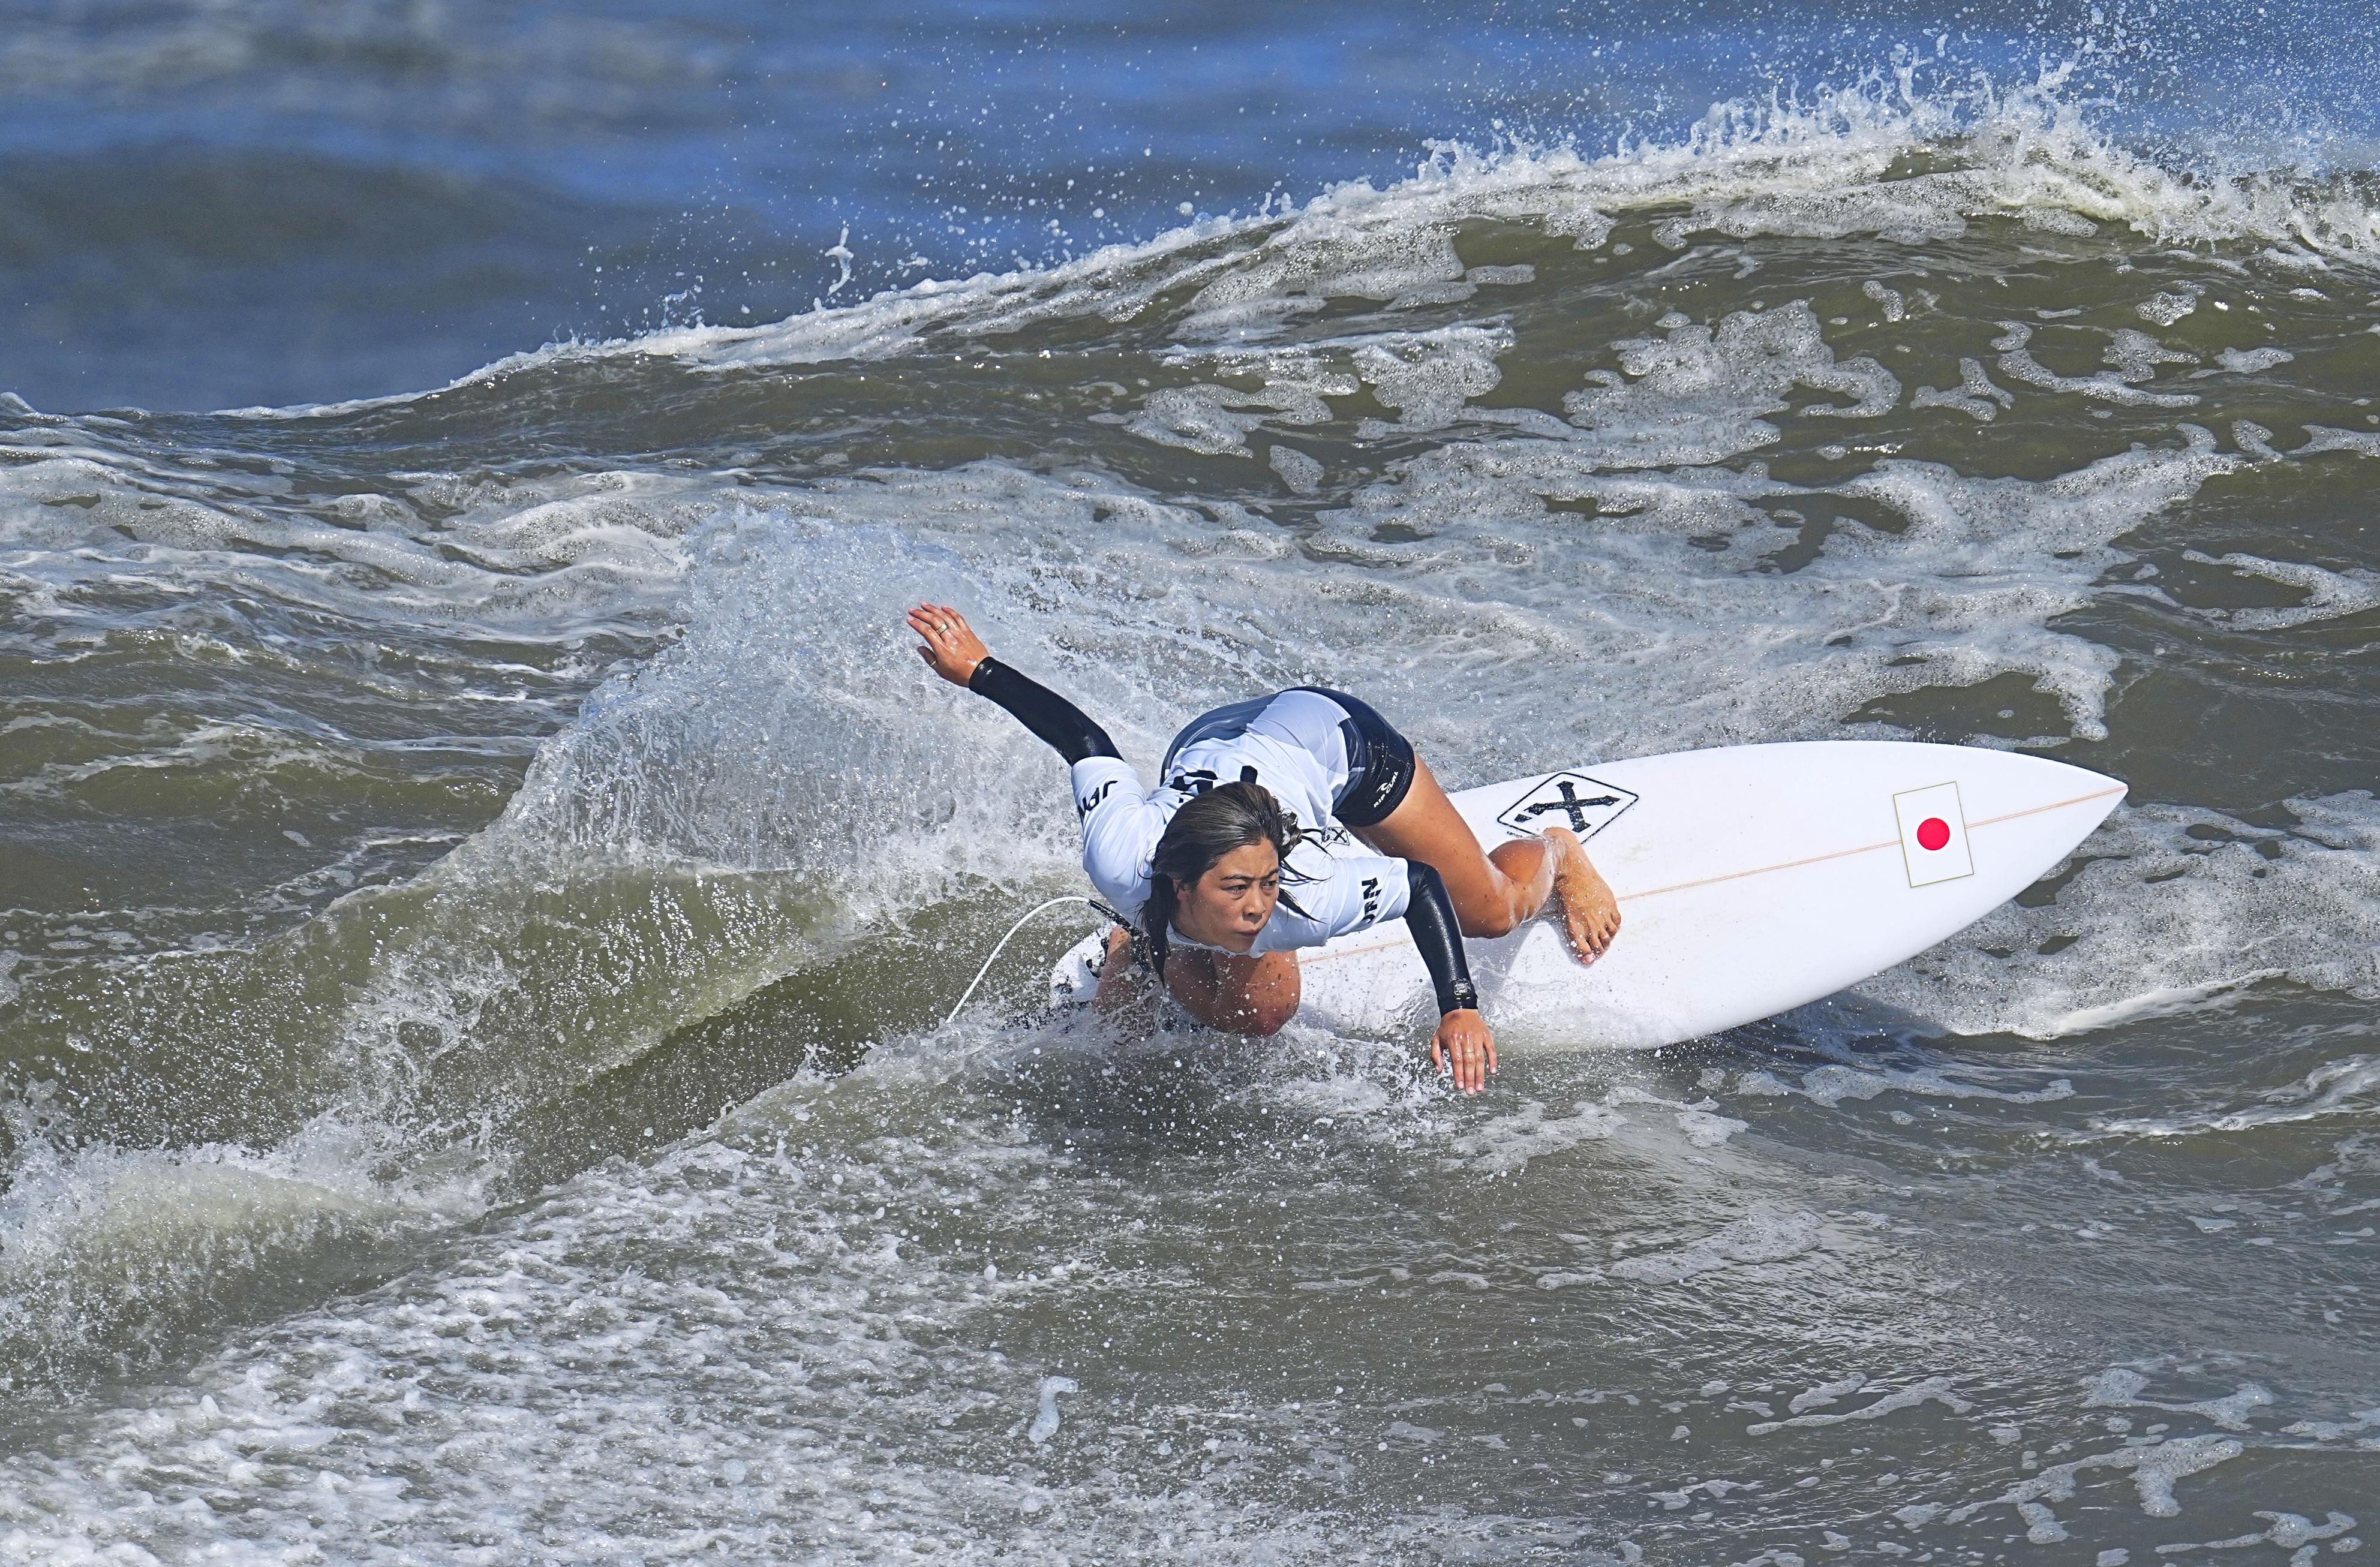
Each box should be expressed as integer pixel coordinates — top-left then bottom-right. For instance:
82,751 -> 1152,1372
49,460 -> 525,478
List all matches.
967,656 -> 1480,1015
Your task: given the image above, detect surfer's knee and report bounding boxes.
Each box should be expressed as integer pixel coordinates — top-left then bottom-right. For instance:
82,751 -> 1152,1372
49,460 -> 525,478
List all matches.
1221,953 -> 1300,1035
1230,995 -> 1298,1037
1162,956 -> 1297,1036
1183,985 -> 1297,1036
1233,961 -> 1302,1034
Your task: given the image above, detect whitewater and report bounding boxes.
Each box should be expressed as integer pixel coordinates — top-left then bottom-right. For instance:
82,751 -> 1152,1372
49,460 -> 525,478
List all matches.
3,5 -> 2379,1560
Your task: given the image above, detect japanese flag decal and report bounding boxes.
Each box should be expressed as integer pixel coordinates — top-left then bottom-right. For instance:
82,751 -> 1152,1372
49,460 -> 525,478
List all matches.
1893,781 -> 1973,887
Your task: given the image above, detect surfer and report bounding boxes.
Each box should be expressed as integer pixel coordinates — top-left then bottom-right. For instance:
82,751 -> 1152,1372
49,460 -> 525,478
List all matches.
908,604 -> 1622,1093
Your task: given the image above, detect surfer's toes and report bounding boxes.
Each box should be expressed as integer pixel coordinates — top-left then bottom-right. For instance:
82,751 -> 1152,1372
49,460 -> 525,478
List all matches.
1565,903 -> 1620,963
1549,834 -> 1622,964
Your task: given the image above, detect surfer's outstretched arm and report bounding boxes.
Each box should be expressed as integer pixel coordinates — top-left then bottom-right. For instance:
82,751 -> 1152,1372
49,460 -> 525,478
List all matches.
908,603 -> 1119,763
910,600 -> 1161,934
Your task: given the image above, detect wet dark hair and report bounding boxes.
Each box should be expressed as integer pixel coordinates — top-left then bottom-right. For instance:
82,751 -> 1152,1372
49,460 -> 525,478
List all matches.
1140,780 -> 1312,976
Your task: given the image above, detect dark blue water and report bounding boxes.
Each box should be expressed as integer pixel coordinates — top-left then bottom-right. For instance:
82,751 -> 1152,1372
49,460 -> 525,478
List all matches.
9,0 -> 2373,412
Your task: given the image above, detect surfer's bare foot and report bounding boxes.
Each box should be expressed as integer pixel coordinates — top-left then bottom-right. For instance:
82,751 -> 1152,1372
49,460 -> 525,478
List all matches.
1546,828 -> 1621,963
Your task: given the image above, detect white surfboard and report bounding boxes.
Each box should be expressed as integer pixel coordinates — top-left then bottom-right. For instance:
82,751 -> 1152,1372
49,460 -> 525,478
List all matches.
1050,741 -> 2124,1047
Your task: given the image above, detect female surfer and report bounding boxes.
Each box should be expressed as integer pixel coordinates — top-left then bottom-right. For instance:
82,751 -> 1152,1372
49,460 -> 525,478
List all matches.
907,604 -> 1622,1094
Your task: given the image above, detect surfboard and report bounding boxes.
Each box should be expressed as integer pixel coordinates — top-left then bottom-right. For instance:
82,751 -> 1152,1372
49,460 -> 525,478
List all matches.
1049,741 -> 2124,1047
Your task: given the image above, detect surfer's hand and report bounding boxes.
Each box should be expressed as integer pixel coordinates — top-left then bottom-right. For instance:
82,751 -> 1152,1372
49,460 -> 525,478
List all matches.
1432,1009 -> 1496,1096
907,603 -> 989,686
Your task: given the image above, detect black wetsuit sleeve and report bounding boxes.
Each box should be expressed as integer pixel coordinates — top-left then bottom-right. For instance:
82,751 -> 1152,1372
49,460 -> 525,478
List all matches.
966,656 -> 1120,765
1402,861 -> 1480,1016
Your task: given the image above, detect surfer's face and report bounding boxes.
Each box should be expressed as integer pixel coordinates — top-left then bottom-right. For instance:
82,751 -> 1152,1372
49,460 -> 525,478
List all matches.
1172,841 -> 1282,953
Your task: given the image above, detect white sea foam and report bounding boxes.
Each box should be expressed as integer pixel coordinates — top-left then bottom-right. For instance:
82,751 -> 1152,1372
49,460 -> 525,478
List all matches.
0,1073 -> 1620,1565
1805,1060 -> 2074,1108
1947,1433 -> 2244,1541
1264,381 -> 2250,757
0,425 -> 716,638
0,1104 -> 474,1388
2282,1409 -> 2380,1443
2150,1512 -> 2360,1556
1910,356 -> 2015,421
1444,1097 -> 1624,1175
1440,1081 -> 1762,1174
1991,321 -> 2201,408
1026,1376 -> 1078,1444
2180,550 -> 2380,630
1865,792 -> 2380,1037
1609,1207 -> 1848,1285
1676,1106 -> 1749,1147
1787,1373 -> 1868,1413
1744,1377 -> 1970,1434
2081,1367 -> 2274,1430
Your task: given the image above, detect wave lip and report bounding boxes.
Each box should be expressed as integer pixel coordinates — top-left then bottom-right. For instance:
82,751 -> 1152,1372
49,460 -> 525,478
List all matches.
265,65 -> 2380,419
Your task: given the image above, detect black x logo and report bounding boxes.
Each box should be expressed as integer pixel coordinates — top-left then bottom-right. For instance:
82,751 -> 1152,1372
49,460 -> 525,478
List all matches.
1515,779 -> 1621,832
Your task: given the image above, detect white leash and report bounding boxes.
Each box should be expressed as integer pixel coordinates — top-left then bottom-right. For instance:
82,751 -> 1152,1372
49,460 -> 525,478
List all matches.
939,895 -> 1105,1030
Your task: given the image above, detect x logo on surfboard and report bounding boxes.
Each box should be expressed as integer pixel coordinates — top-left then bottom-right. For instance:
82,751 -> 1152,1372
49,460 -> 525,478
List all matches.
1496,772 -> 1638,842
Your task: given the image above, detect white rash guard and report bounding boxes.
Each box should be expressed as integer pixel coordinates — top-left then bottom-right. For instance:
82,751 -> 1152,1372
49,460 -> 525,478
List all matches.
961,655 -> 1477,1012
1069,753 -> 1414,952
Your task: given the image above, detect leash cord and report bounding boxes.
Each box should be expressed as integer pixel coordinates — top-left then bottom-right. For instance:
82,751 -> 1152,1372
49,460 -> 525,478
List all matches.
939,895 -> 1119,1029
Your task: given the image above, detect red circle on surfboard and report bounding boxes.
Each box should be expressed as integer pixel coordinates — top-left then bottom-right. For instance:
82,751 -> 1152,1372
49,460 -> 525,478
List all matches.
1916,817 -> 1952,852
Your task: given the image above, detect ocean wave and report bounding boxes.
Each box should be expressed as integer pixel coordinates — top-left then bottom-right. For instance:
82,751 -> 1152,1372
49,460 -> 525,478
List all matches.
8,44 -> 2379,1442
244,67 -> 2380,417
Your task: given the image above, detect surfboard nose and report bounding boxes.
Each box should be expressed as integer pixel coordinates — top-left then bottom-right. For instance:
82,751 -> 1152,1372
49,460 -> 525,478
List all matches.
2032,754 -> 2129,832
1980,751 -> 2132,870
